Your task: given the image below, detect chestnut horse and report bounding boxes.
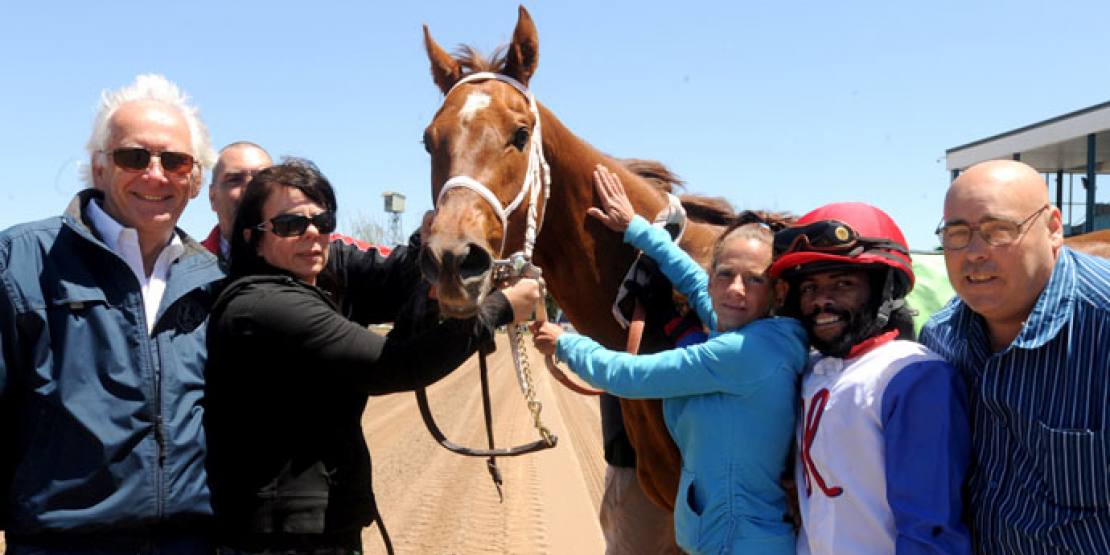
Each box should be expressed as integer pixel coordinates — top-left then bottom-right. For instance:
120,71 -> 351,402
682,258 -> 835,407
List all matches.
419,6 -> 712,509
417,7 -> 1110,513
1067,228 -> 1110,258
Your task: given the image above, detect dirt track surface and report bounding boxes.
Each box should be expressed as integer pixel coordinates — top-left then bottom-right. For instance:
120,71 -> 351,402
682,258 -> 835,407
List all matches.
361,333 -> 607,554
0,335 -> 608,554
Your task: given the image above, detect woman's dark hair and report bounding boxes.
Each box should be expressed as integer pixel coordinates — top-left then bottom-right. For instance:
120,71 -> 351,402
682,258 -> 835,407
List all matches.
228,158 -> 338,280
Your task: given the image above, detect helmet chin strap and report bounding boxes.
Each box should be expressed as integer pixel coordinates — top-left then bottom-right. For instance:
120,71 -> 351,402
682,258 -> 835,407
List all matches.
872,267 -> 903,331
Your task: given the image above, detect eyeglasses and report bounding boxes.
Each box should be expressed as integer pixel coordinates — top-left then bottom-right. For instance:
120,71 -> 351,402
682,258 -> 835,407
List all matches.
774,219 -> 908,257
256,211 -> 337,238
934,204 -> 1049,251
106,147 -> 197,176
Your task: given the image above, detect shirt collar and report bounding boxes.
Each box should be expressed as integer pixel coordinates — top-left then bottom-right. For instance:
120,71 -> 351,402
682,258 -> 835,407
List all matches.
1010,248 -> 1075,350
86,197 -> 185,270
947,248 -> 1076,354
86,197 -> 128,253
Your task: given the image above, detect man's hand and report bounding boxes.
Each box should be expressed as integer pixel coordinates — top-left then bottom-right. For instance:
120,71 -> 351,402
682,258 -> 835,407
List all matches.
529,320 -> 564,356
586,164 -> 636,233
500,278 -> 542,323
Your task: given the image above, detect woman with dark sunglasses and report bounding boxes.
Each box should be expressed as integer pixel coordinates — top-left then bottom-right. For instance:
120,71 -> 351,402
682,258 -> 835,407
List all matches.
531,165 -> 808,555
203,159 -> 540,555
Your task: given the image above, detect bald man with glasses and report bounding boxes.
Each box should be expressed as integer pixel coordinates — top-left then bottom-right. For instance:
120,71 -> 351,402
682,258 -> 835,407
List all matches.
921,160 -> 1110,554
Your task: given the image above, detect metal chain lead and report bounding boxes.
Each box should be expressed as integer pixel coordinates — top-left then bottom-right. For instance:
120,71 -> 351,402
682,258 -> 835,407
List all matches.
507,323 -> 556,447
502,269 -> 556,448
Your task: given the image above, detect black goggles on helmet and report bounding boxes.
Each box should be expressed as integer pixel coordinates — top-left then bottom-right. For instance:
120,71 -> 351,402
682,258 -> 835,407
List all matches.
773,219 -> 908,258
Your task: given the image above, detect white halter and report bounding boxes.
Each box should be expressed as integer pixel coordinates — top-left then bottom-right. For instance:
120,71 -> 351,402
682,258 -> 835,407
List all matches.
434,72 -> 551,262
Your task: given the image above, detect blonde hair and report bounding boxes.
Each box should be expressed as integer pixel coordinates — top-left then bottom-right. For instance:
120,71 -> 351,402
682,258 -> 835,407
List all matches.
710,222 -> 774,270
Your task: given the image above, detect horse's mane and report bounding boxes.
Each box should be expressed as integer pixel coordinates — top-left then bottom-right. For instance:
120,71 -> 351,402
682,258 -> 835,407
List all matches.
617,158 -> 793,228
619,158 -> 684,193
448,46 -> 793,231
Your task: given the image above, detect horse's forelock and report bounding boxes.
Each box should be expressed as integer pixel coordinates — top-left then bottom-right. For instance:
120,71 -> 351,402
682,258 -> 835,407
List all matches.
453,44 -> 510,76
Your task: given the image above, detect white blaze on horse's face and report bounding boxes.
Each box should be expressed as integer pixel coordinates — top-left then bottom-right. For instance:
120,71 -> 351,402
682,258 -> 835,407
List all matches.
459,91 -> 491,122
422,75 -> 548,318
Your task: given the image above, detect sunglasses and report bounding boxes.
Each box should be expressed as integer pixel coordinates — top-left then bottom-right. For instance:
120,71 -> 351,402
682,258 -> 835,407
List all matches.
108,147 -> 197,176
256,211 -> 337,238
774,219 -> 907,257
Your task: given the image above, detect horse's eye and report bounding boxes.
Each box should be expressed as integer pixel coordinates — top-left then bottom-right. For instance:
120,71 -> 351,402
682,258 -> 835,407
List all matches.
511,127 -> 529,151
422,128 -> 434,154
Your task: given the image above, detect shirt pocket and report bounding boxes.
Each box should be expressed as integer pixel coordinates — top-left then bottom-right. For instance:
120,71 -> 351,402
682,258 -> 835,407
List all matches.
674,468 -> 703,553
1035,422 -> 1110,509
47,280 -> 112,323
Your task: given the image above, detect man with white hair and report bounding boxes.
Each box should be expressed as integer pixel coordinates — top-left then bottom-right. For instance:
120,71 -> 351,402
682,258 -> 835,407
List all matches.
0,74 -> 222,553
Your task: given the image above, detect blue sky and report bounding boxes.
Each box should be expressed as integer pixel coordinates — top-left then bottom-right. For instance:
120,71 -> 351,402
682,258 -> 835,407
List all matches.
2,1 -> 1108,249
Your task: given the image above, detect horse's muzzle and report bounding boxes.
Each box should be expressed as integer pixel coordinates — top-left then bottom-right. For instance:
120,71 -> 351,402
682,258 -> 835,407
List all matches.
420,242 -> 494,317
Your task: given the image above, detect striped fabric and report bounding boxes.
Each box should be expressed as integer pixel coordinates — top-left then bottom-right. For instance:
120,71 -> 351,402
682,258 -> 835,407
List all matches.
921,248 -> 1110,554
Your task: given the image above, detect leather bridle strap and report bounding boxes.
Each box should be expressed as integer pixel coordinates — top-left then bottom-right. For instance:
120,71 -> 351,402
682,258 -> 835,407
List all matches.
413,349 -> 557,459
435,72 -> 551,262
478,349 -> 504,502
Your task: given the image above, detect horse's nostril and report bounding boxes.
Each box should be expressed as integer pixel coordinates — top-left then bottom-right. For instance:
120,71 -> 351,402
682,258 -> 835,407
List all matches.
419,247 -> 441,282
458,243 -> 493,280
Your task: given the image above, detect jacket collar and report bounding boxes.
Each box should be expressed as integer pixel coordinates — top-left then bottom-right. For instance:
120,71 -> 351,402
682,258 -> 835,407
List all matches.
62,189 -> 223,285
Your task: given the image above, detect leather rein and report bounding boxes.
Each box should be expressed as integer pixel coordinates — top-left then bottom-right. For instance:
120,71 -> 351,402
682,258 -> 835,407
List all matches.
415,72 -> 567,500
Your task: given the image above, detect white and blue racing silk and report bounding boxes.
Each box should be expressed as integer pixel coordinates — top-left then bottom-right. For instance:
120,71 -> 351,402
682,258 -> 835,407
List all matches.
795,340 -> 972,555
921,247 -> 1110,554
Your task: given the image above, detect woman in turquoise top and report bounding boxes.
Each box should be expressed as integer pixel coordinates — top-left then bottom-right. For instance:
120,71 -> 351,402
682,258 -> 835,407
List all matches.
532,165 -> 807,555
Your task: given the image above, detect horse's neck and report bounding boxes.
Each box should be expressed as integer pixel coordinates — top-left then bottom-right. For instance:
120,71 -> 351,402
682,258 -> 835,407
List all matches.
531,106 -> 669,348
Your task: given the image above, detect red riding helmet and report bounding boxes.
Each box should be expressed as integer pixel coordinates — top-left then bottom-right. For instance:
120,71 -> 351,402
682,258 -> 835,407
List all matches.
769,202 -> 914,298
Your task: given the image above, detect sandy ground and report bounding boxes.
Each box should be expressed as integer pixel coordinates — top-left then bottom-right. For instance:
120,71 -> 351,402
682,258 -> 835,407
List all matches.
361,334 -> 607,554
1,335 -> 608,554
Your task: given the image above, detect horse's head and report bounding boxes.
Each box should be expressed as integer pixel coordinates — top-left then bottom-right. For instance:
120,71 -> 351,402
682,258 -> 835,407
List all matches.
420,7 -> 544,318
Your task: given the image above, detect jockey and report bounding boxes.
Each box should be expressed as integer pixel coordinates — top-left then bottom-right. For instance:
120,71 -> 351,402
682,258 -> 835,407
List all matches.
769,202 -> 972,555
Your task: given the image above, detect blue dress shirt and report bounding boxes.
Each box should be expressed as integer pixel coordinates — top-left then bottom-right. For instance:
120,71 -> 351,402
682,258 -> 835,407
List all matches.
921,247 -> 1110,554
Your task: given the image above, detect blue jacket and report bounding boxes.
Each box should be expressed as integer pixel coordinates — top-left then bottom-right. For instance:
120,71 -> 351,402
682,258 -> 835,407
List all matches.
557,216 -> 807,555
0,190 -> 224,535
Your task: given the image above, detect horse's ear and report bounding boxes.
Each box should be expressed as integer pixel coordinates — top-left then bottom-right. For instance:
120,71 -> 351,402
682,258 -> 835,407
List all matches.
424,24 -> 462,95
503,5 -> 539,87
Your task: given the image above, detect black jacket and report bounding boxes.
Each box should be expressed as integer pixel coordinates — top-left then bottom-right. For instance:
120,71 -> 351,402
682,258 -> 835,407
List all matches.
204,271 -> 510,543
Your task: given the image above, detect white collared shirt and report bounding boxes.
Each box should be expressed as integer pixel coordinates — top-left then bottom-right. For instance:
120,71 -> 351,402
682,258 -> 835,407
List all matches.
87,199 -> 185,334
